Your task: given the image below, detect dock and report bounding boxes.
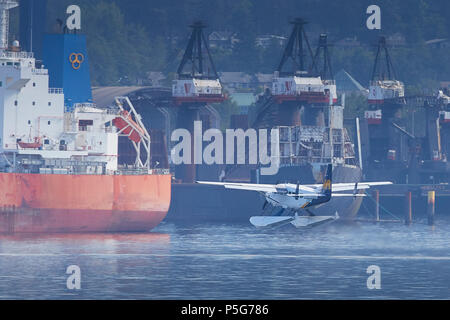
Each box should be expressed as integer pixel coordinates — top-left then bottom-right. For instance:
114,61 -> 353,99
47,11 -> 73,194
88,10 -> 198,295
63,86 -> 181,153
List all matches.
361,184 -> 449,225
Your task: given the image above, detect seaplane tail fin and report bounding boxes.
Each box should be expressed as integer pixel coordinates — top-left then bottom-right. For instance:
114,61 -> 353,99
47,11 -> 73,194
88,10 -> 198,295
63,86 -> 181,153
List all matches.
322,164 -> 332,198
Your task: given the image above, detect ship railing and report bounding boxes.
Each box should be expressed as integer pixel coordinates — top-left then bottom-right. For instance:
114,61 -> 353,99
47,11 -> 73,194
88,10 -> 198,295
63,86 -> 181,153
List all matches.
370,80 -> 404,87
32,68 -> 48,75
0,51 -> 34,59
105,106 -> 120,115
49,88 -> 64,94
279,156 -> 326,165
72,104 -> 120,115
277,126 -> 326,141
44,159 -> 106,167
323,79 -> 336,85
74,103 -> 96,109
116,167 -> 170,175
150,168 -> 170,175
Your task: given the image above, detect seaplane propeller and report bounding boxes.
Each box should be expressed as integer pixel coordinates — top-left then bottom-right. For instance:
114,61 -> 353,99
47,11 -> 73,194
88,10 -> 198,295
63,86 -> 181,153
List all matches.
353,182 -> 358,198
295,181 -> 300,200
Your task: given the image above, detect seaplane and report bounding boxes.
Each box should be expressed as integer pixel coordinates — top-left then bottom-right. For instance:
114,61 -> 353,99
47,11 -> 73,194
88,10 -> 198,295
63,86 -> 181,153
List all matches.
198,164 -> 392,229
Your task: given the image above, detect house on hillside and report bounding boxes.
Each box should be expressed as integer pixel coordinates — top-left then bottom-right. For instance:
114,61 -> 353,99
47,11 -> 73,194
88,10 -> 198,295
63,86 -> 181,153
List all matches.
219,72 -> 254,92
441,82 -> 450,92
335,36 -> 361,48
146,72 -> 167,87
209,31 -> 239,50
255,73 -> 273,90
386,33 -> 406,47
425,38 -> 450,49
255,35 -> 287,49
230,92 -> 257,115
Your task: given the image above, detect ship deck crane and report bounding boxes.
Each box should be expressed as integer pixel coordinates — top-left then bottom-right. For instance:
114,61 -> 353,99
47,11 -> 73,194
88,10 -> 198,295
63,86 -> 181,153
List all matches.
367,36 -> 405,108
363,36 -> 408,180
255,20 -> 337,128
172,21 -> 225,183
272,18 -> 330,105
113,97 -> 152,170
172,21 -> 225,105
311,34 -> 337,104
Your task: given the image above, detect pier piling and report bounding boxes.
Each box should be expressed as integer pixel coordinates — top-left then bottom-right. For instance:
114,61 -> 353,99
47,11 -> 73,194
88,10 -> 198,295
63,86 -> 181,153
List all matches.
427,191 -> 435,226
405,191 -> 412,225
373,190 -> 380,222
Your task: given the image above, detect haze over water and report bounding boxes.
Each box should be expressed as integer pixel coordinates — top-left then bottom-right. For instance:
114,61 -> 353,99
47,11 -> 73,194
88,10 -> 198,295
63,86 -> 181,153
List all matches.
0,214 -> 449,299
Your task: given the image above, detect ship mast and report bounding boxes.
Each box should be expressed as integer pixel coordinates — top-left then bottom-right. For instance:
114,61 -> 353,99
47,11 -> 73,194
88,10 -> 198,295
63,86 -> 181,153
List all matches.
277,18 -> 314,77
0,0 -> 18,51
371,36 -> 397,81
177,21 -> 218,80
311,34 -> 334,80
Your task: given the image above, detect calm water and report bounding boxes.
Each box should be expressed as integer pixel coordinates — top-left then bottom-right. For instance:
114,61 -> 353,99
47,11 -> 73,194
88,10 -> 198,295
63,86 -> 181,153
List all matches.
0,215 -> 449,299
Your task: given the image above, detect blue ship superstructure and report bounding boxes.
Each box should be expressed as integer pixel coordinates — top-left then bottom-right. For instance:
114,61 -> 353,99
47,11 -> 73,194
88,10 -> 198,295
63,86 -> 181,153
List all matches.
43,33 -> 93,109
20,0 -> 94,109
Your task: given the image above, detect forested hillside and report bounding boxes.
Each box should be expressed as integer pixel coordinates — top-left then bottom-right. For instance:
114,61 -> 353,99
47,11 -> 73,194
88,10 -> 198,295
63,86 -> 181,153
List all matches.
38,0 -> 450,89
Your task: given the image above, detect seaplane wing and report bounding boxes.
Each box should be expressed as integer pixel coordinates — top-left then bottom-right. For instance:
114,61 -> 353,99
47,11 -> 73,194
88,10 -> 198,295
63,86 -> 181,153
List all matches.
285,192 -> 367,197
331,193 -> 367,197
305,181 -> 393,192
196,181 -> 278,193
197,181 -> 391,195
286,193 -> 322,197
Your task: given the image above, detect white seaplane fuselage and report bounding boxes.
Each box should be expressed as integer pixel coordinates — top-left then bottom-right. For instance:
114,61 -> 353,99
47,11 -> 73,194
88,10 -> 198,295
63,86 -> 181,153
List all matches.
266,186 -> 319,209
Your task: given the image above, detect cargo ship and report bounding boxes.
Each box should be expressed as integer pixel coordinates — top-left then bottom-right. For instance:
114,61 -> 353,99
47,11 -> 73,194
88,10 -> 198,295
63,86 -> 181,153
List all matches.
0,1 -> 171,233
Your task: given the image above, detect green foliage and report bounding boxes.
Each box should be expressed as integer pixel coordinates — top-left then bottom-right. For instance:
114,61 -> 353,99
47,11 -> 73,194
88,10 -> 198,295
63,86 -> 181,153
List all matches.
211,95 -> 241,131
344,93 -> 368,119
45,0 -> 167,86
81,1 -> 167,86
42,0 -> 449,88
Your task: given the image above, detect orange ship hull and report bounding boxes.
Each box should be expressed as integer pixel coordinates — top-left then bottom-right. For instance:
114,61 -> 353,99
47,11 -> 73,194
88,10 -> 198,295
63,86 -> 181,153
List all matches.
0,173 -> 171,233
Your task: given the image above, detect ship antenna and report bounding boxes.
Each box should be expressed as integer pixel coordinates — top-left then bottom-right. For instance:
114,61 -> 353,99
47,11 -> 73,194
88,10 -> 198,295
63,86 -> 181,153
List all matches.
30,0 -> 33,52
0,0 -> 18,51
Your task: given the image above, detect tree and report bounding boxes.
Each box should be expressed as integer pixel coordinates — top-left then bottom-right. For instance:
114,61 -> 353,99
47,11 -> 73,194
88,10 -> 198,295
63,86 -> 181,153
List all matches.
40,0 -> 449,87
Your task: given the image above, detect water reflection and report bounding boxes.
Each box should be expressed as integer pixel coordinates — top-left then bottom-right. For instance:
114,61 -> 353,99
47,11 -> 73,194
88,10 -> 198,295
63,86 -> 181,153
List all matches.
0,218 -> 449,299
0,233 -> 170,253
